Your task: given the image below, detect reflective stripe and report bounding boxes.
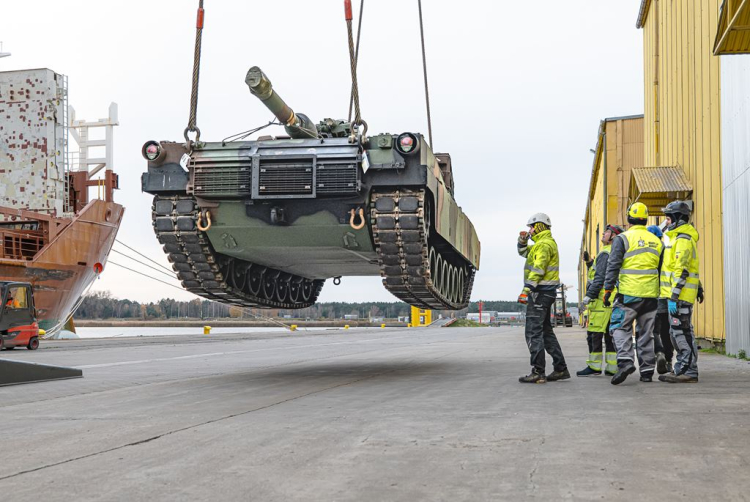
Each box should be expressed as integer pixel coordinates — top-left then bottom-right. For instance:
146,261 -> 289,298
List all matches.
660,281 -> 672,287
624,247 -> 661,258
526,280 -> 539,287
525,264 -> 544,274
689,273 -> 700,279
539,280 -> 560,285
683,283 -> 699,290
661,271 -> 674,278
620,268 -> 659,275
547,266 -> 560,271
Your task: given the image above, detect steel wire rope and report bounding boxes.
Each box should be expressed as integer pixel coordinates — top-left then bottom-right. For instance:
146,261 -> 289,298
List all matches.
417,0 -> 433,147
108,261 -> 294,330
110,248 -> 177,280
114,239 -> 175,274
344,0 -> 363,129
347,0 -> 365,123
184,0 -> 205,144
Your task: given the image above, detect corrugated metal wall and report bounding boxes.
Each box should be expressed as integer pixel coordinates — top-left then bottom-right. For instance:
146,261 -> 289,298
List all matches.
641,0 -> 725,341
578,117 -> 644,301
720,55 -> 750,355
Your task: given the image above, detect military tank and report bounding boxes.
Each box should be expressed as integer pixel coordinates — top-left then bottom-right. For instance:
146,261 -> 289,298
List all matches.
141,67 -> 480,310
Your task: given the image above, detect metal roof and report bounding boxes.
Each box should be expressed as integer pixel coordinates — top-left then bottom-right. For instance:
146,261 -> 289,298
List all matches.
636,0 -> 652,29
629,166 -> 693,215
714,0 -> 750,55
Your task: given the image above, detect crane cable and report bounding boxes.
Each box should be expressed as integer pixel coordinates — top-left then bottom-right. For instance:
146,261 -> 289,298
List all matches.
184,0 -> 205,146
417,0 -> 433,148
347,0 -> 364,123
115,239 -> 175,275
344,0 -> 366,140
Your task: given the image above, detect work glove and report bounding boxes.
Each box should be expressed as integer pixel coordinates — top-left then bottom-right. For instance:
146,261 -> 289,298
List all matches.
582,250 -> 590,263
582,296 -> 591,306
697,285 -> 704,304
602,290 -> 613,307
518,231 -> 529,245
668,300 -> 679,316
518,287 -> 530,305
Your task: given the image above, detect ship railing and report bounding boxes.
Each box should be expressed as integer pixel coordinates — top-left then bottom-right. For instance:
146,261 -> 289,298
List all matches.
0,228 -> 45,260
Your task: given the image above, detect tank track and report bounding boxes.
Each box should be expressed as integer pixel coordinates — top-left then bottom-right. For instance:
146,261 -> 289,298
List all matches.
151,195 -> 324,309
370,189 -> 476,310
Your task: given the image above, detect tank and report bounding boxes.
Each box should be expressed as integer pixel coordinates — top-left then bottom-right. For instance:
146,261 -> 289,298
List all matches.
141,66 -> 480,310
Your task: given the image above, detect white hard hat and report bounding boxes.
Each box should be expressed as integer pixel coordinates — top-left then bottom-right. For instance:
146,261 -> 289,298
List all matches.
527,213 -> 552,227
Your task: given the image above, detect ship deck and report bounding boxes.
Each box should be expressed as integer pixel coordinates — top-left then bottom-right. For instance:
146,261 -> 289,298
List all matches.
1,326 -> 750,500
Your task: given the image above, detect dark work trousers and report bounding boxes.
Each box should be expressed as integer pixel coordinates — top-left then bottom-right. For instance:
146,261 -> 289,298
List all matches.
525,291 -> 567,374
587,329 -> 615,354
670,302 -> 699,378
652,311 -> 675,362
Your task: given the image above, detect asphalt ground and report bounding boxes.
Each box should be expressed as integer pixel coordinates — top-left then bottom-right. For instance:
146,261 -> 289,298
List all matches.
1,325 -> 749,501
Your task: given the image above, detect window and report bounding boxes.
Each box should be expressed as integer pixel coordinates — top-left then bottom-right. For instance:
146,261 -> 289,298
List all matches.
5,286 -> 29,309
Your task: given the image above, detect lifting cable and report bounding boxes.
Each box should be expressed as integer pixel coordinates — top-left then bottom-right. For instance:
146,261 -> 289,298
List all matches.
344,0 -> 365,137
347,0 -> 365,123
417,0 -> 433,147
110,249 -> 177,280
184,0 -> 205,146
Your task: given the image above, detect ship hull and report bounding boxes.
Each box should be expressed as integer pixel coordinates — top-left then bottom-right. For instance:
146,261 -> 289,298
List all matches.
0,200 -> 124,331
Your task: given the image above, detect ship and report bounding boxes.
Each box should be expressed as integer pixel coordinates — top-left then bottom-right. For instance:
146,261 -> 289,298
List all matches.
0,68 -> 123,334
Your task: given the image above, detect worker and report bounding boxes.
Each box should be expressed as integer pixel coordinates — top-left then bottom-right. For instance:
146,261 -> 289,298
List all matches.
658,201 -> 702,383
517,213 -> 569,384
646,224 -> 675,374
577,224 -> 625,377
602,202 -> 663,385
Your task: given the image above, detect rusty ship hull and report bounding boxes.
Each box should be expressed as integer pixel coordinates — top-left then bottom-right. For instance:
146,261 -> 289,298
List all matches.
0,200 -> 124,332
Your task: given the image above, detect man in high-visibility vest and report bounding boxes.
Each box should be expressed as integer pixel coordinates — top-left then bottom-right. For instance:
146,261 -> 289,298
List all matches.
602,203 -> 663,385
658,201 -> 702,383
517,213 -> 569,384
577,224 -> 625,377
646,224 -> 675,374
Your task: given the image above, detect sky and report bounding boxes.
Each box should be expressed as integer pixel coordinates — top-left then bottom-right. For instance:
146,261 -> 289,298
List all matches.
0,1 -> 645,304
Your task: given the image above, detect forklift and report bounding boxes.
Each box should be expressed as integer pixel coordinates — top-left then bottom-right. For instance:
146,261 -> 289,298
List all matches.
552,285 -> 573,328
0,281 -> 40,350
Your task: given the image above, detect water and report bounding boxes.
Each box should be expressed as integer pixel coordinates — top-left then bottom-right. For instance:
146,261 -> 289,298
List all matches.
74,326 -> 346,339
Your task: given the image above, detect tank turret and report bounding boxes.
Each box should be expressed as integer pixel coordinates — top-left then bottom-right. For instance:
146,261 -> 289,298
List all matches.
245,66 -> 318,139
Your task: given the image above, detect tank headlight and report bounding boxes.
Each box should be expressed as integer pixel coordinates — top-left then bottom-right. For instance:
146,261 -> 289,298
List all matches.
142,141 -> 163,162
396,133 -> 419,155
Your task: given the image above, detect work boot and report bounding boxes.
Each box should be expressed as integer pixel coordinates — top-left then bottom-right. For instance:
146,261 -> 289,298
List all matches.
547,369 -> 571,381
519,372 -> 546,384
610,364 -> 636,385
640,373 -> 653,383
576,367 -> 601,377
656,352 -> 668,375
666,361 -> 673,373
605,369 -> 617,376
659,373 -> 698,383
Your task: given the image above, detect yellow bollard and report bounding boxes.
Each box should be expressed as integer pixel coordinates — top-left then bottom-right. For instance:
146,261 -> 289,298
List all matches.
344,325 -> 349,329
38,329 -> 46,336
407,323 -> 412,328
203,326 -> 211,335
290,325 -> 297,331
381,324 -> 386,328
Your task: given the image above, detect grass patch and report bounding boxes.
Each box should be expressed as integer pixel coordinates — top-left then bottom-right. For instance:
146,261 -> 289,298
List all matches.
448,319 -> 489,328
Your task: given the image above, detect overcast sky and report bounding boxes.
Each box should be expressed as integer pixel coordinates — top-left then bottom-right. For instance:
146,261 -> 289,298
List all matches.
1,1 -> 645,304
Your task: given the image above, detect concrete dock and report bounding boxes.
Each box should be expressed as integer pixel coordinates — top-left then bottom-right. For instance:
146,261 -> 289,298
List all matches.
1,325 -> 750,501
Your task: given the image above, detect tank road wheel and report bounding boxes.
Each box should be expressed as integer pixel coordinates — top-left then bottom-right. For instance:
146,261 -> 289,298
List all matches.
230,262 -> 248,291
301,280 -> 314,302
447,264 -> 456,303
289,278 -> 303,304
456,268 -> 465,303
276,274 -> 291,303
27,337 -> 39,350
247,265 -> 264,297
263,270 -> 279,300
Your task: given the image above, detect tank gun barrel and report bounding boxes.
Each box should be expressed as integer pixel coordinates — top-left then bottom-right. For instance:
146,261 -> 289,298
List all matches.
245,66 -> 318,139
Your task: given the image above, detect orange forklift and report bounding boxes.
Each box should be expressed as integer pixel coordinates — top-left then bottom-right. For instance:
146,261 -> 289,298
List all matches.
0,282 -> 40,350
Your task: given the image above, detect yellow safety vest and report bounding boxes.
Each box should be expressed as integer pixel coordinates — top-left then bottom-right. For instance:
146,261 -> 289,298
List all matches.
523,230 -> 560,289
586,246 -> 614,333
617,225 -> 663,298
660,224 -> 700,303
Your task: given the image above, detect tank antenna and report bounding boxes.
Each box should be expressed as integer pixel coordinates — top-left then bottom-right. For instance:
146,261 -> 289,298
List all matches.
417,0 -> 433,147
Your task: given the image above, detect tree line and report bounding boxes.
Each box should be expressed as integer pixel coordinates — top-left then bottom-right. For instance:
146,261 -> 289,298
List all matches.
74,291 -> 563,321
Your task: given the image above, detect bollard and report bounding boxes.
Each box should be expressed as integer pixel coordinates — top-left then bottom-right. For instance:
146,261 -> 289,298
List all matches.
381,324 -> 386,328
204,326 -> 211,335
344,325 -> 349,329
38,329 -> 47,336
290,325 -> 297,331
407,323 -> 412,328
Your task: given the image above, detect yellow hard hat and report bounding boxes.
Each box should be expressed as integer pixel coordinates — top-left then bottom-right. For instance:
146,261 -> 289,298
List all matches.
628,202 -> 649,219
